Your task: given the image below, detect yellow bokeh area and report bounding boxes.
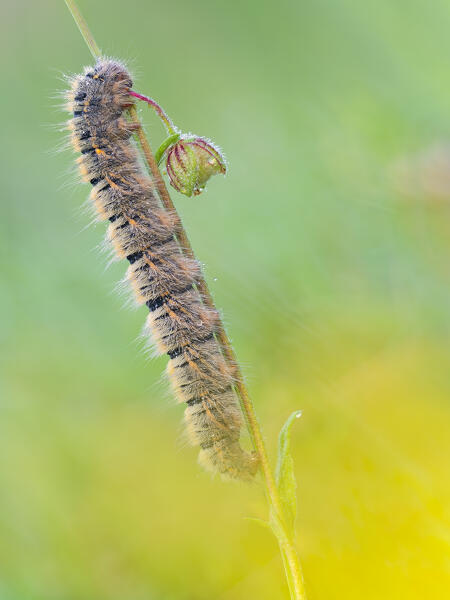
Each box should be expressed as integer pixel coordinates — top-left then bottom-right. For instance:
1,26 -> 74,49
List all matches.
1,0 -> 450,598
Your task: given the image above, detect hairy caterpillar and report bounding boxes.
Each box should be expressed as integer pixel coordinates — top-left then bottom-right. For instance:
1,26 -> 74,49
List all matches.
65,59 -> 257,480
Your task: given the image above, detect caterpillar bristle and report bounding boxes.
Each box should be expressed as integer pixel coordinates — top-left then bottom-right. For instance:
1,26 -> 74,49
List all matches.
65,58 -> 257,480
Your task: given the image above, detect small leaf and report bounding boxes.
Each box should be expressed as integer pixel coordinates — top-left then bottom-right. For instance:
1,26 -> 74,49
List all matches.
155,133 -> 181,165
275,410 -> 302,535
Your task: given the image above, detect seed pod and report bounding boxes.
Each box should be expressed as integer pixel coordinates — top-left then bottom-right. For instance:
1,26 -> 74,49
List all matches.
166,137 -> 226,197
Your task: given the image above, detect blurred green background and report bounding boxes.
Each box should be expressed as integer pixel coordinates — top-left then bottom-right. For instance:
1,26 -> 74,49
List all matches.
1,0 -> 450,598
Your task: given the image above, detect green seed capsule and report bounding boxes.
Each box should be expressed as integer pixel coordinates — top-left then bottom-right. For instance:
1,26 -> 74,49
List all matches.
166,137 -> 227,197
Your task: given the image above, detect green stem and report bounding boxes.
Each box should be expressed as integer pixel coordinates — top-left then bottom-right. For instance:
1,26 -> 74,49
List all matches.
64,0 -> 101,58
281,546 -> 297,599
63,2 -> 307,598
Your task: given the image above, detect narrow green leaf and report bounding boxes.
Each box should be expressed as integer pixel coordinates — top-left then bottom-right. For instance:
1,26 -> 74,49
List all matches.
275,410 -> 302,535
155,133 -> 181,165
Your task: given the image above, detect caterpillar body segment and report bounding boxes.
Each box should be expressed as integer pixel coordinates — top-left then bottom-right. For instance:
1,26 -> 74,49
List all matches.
66,59 -> 257,480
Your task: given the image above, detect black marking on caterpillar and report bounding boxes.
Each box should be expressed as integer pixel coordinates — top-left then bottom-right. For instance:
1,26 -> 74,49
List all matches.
66,58 -> 257,480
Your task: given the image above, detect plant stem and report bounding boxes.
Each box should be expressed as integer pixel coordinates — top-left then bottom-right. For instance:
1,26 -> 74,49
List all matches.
63,2 -> 307,598
129,91 -> 177,135
65,0 -> 101,58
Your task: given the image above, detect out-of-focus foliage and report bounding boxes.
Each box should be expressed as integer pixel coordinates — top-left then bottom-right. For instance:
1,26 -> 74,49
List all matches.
0,1 -> 449,598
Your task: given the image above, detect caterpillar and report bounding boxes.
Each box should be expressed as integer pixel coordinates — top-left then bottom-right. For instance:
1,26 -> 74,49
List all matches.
65,58 -> 258,480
